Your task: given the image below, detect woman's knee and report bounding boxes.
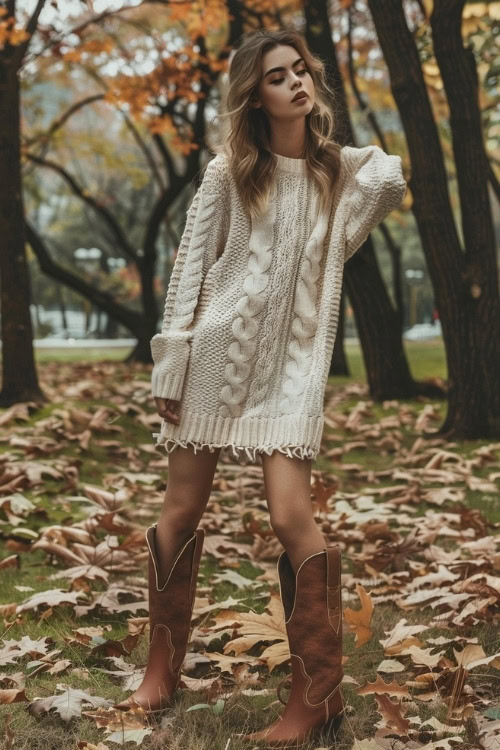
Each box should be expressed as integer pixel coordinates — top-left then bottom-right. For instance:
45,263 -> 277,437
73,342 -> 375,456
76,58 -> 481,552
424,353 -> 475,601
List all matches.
160,480 -> 214,531
159,501 -> 202,535
269,508 -> 313,544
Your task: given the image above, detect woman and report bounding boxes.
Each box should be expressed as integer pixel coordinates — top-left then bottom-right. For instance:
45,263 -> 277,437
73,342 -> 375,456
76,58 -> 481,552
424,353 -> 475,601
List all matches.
114,27 -> 407,747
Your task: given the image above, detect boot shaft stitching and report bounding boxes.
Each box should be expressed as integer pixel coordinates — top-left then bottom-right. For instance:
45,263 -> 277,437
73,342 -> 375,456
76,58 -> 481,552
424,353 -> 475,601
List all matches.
292,653 -> 343,708
150,623 -> 176,677
147,524 -> 197,592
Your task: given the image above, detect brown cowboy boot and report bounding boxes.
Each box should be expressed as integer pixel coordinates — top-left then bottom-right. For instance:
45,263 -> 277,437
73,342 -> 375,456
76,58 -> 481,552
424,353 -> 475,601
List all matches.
237,544 -> 345,747
114,523 -> 204,713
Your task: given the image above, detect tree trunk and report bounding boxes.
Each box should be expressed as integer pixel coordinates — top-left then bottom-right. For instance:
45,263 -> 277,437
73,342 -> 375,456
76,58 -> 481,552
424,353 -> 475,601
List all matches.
378,222 -> 404,333
343,247 -> 416,398
431,0 -> 500,436
104,314 -> 119,338
0,55 -> 46,405
368,0 -> 500,437
124,336 -> 155,364
304,1 -> 426,400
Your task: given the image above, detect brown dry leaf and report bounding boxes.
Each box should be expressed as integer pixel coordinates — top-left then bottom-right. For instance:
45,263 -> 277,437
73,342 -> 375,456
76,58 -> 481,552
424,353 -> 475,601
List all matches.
2,365 -> 500,741
374,693 -> 411,733
194,595 -> 249,617
0,403 -> 34,426
452,596 -> 498,626
356,675 -> 410,698
376,659 -> 405,673
453,644 -> 500,669
207,592 -> 288,671
423,487 -> 465,504
66,626 -> 112,645
256,638 -> 291,673
179,673 -> 225,692
0,687 -> 28,704
0,635 -> 55,663
202,534 -> 253,559
343,583 -> 373,647
398,645 -> 445,668
202,650 -> 265,674
0,602 -> 19,617
0,554 -> 19,570
90,632 -> 141,658
343,742 -> 392,750
232,662 -> 263,686
379,618 -> 429,650
311,476 -> 337,514
15,589 -> 89,614
28,684 -> 112,721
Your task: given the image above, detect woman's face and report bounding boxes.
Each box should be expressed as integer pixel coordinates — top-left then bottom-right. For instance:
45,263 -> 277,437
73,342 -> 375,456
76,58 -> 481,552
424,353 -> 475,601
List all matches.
251,44 -> 315,120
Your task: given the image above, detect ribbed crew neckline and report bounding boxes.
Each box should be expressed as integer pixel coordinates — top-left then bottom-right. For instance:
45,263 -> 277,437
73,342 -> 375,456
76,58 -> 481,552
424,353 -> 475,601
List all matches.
272,151 -> 307,176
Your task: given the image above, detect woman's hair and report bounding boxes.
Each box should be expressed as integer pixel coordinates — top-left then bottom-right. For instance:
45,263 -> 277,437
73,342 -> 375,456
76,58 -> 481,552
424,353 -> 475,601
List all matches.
212,28 -> 342,219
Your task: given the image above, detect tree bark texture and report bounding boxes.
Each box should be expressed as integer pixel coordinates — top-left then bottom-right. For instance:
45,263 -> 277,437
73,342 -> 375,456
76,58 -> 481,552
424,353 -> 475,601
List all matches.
0,49 -> 46,405
368,0 -> 500,437
343,249 -> 417,398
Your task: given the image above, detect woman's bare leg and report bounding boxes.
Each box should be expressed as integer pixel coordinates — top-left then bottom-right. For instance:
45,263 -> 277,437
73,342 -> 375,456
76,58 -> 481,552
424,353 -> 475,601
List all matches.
155,444 -> 222,580
261,450 -> 326,574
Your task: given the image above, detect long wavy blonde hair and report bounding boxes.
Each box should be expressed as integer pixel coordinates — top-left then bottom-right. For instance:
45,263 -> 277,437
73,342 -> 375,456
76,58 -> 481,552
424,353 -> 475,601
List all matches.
211,28 -> 342,220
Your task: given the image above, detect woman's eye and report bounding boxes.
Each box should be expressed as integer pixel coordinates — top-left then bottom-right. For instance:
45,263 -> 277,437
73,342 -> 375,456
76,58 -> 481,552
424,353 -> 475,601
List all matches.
271,69 -> 308,85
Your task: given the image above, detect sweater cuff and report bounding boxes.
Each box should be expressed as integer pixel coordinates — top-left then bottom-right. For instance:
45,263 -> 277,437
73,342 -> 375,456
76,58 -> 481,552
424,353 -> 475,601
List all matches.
150,331 -> 192,400
151,369 -> 186,401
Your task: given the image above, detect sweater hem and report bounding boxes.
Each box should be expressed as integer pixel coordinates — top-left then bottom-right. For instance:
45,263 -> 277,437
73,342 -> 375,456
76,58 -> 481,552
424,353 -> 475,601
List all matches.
151,409 -> 324,464
152,437 -> 319,464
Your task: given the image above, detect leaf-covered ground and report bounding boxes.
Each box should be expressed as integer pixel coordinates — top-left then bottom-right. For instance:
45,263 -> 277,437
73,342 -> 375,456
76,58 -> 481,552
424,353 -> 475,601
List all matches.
0,345 -> 499,750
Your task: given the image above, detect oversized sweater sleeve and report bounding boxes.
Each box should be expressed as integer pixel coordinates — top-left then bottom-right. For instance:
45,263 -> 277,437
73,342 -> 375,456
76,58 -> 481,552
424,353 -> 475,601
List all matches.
150,155 -> 228,400
341,144 -> 407,263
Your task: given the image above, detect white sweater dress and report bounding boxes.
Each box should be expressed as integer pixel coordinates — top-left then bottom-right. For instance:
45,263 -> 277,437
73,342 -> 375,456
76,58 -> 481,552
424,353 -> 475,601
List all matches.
150,145 -> 407,464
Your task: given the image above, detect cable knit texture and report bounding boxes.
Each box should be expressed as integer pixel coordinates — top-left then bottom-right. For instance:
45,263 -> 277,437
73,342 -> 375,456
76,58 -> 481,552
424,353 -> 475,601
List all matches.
151,144 -> 407,464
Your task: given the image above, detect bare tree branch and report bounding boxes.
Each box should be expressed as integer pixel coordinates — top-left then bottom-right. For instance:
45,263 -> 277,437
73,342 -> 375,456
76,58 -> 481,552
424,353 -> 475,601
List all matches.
24,94 -> 105,148
73,64 -> 167,191
346,2 -> 389,152
25,151 -> 139,263
24,0 -> 47,37
122,115 -> 167,191
25,220 -> 144,335
22,0 -> 197,67
12,0 -> 45,66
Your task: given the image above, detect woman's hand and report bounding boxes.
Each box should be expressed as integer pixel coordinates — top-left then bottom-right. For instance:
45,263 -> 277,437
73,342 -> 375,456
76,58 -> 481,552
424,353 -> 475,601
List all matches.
154,397 -> 181,425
